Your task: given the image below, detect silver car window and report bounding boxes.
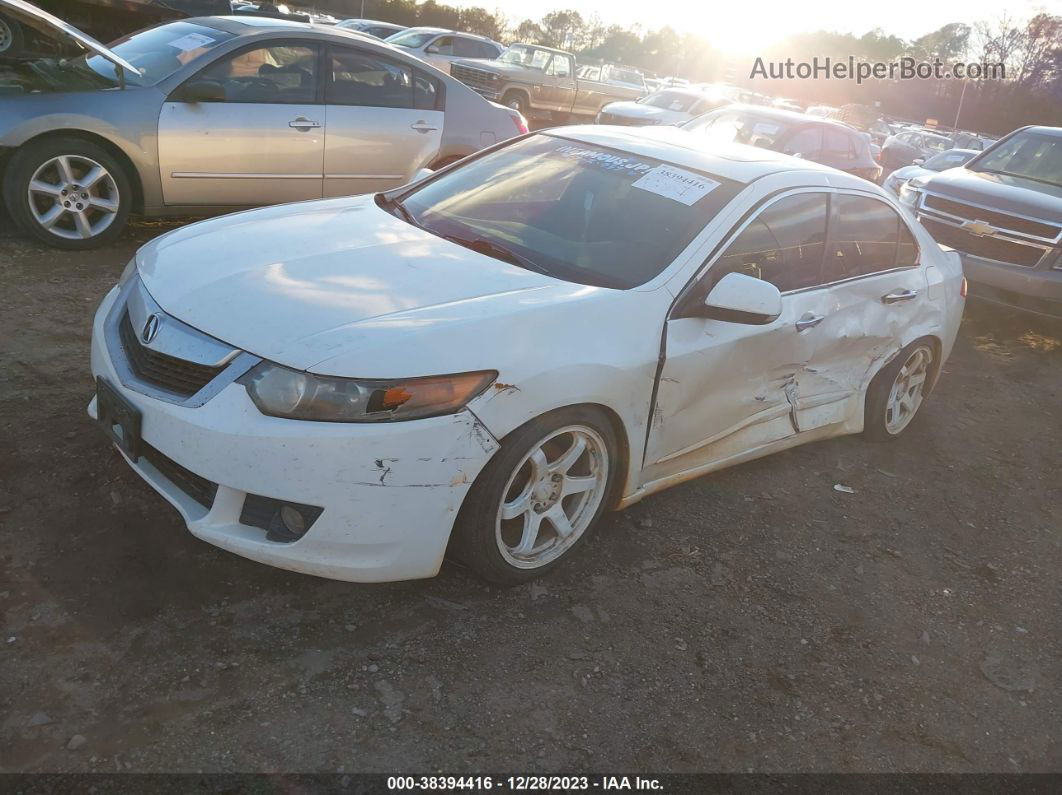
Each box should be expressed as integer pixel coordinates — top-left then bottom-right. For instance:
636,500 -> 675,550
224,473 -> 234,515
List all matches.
196,44 -> 318,104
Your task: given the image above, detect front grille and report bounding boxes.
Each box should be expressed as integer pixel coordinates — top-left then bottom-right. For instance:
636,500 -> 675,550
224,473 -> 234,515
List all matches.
450,64 -> 499,93
921,218 -> 1046,267
923,195 -> 1060,241
119,313 -> 223,397
141,443 -> 218,509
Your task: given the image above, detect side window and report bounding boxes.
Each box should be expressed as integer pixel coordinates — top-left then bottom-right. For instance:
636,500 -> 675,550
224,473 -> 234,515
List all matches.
327,48 -> 414,109
580,66 -> 601,81
897,220 -> 919,266
427,36 -> 453,55
453,37 -> 480,58
827,195 -> 907,280
782,128 -> 823,159
547,55 -> 572,78
477,41 -> 501,59
194,44 -> 317,103
413,69 -> 442,110
713,193 -> 829,293
823,129 -> 854,161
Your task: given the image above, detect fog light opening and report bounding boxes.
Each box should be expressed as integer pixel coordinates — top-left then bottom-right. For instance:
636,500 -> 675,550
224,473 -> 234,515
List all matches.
266,504 -> 309,543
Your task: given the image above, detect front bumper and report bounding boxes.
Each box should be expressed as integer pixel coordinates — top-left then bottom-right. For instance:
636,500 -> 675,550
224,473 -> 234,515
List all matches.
88,287 -> 500,582
959,253 -> 1062,319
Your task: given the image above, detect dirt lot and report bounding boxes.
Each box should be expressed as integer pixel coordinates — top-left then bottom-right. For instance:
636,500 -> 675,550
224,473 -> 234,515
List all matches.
0,216 -> 1059,774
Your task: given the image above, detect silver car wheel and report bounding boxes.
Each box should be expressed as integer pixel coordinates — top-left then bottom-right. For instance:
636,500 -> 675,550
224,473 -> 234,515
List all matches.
27,155 -> 120,241
885,344 -> 932,434
495,425 -> 610,570
0,18 -> 12,53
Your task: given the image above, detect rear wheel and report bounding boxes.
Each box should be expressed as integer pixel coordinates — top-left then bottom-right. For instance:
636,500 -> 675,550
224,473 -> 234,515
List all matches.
3,137 -> 132,250
452,407 -> 618,585
864,341 -> 935,440
0,13 -> 25,58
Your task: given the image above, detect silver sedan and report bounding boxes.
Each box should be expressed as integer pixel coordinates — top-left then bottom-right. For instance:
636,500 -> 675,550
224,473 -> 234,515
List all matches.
0,2 -> 523,248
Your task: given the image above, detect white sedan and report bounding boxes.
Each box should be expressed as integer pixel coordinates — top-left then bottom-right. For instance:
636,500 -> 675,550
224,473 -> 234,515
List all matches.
88,126 -> 965,584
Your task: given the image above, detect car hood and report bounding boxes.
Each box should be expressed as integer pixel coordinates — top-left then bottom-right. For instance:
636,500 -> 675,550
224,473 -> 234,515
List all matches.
920,166 -> 1062,223
0,0 -> 138,74
601,102 -> 682,121
136,196 -> 599,376
450,58 -> 534,76
887,165 -> 931,183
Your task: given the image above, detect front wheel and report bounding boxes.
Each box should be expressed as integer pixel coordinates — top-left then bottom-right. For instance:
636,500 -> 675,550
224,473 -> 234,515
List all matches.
501,90 -> 529,118
3,137 -> 132,250
864,341 -> 935,441
452,407 -> 618,584
0,13 -> 25,58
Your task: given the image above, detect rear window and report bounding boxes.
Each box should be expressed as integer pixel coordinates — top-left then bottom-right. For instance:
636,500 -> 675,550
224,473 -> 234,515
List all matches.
394,135 -> 742,289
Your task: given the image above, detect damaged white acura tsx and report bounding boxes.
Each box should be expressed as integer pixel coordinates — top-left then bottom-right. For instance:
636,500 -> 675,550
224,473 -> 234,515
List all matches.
89,126 -> 965,584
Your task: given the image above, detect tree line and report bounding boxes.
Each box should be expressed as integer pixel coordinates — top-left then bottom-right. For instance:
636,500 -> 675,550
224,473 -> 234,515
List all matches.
316,1 -> 1062,135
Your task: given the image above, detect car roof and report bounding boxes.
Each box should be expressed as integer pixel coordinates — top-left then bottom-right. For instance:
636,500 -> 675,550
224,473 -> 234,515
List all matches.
1023,125 -> 1062,138
712,103 -> 858,132
545,125 -> 851,185
510,42 -> 570,56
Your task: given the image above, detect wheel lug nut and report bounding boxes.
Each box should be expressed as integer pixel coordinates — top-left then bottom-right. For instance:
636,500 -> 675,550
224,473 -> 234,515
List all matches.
76,203 -> 83,210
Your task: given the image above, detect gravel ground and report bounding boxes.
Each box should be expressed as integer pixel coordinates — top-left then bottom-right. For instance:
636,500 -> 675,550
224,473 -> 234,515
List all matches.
0,217 -> 1059,773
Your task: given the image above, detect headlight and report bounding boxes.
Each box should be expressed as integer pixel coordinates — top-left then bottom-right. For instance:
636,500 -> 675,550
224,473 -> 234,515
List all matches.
241,363 -> 497,423
898,181 -> 922,207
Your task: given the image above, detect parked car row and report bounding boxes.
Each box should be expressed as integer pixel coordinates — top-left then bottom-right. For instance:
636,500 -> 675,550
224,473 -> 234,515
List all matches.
0,1 -> 525,247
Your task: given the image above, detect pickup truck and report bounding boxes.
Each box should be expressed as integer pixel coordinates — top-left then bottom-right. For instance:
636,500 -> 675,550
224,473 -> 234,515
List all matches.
449,43 -> 646,122
903,125 -> 1062,319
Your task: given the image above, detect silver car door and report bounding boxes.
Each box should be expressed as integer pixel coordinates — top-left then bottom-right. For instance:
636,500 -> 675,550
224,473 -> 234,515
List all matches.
322,45 -> 444,197
157,41 -> 324,206
643,191 -> 836,483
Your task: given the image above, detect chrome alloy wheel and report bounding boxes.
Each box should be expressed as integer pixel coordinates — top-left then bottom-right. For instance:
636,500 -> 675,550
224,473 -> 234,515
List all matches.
26,155 -> 120,241
495,425 -> 610,569
885,344 -> 932,434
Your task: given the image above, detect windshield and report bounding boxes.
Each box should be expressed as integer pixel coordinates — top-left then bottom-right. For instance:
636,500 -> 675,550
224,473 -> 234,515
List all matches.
389,135 -> 740,289
77,22 -> 233,88
923,149 -> 975,171
923,136 -> 950,153
643,90 -> 699,112
498,45 -> 550,68
385,30 -> 438,48
972,131 -> 1062,188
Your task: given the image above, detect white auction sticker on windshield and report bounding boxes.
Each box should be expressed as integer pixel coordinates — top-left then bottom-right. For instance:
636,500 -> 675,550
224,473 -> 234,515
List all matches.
632,165 -> 720,205
168,33 -> 215,51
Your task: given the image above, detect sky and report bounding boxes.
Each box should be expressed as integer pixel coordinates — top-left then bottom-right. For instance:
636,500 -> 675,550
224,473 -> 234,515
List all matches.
450,0 -> 1057,53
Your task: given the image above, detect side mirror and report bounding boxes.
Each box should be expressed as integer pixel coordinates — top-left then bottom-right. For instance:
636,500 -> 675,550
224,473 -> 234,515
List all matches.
179,80 -> 225,103
702,272 -> 782,325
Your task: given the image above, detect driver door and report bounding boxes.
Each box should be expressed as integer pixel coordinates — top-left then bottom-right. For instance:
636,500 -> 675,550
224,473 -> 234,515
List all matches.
157,41 -> 324,206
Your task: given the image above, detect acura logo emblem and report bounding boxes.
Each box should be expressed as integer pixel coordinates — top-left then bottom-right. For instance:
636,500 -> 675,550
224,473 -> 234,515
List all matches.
962,219 -> 996,237
141,314 -> 161,344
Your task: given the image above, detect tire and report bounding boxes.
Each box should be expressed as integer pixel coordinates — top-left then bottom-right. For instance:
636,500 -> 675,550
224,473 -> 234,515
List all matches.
863,340 -> 935,441
451,407 -> 619,585
501,90 -> 529,117
0,13 -> 25,58
3,136 -> 133,250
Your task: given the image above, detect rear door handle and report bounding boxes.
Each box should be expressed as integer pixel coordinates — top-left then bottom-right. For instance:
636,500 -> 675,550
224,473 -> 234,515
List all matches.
882,288 -> 918,304
289,117 -> 321,130
795,312 -> 825,331
411,121 -> 439,133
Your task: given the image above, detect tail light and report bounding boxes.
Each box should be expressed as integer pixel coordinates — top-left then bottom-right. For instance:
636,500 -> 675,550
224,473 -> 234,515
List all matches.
960,277 -> 968,298
512,111 -> 529,135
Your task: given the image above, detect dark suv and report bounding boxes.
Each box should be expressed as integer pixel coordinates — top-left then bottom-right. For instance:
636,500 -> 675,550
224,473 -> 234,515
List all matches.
903,126 -> 1062,319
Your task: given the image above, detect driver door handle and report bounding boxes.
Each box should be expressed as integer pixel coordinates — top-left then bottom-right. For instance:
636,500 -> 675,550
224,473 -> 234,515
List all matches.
882,288 -> 918,304
289,117 -> 321,130
795,312 -> 825,331
411,121 -> 439,133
